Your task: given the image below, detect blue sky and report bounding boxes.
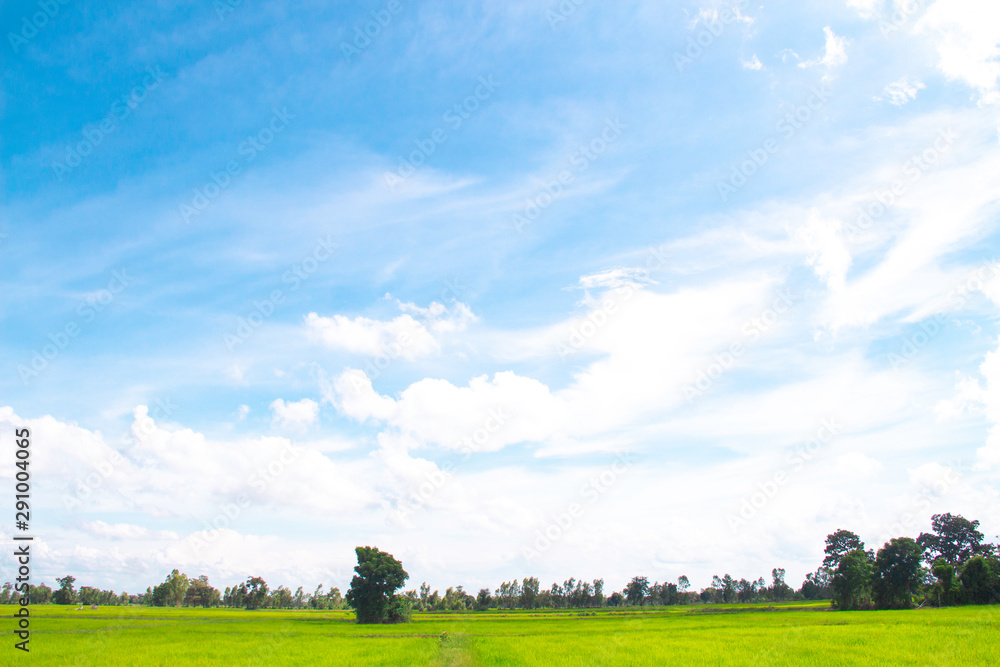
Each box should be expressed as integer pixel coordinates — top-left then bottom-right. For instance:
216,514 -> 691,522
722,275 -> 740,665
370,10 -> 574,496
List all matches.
2,0 -> 1000,596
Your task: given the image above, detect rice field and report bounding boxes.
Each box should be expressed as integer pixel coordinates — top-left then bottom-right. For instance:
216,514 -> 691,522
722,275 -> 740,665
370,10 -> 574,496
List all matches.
4,601 -> 997,665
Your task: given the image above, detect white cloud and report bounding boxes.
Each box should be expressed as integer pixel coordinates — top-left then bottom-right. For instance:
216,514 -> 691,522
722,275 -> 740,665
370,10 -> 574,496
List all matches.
879,76 -> 926,106
742,54 -> 763,71
835,452 -> 884,477
270,398 -> 319,429
799,27 -> 848,69
80,520 -> 178,541
917,0 -> 1000,105
576,267 -> 653,290
845,0 -> 883,19
305,299 -> 476,360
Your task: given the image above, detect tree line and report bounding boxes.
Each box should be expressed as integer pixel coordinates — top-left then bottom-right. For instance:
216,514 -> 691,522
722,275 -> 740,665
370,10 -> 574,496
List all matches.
7,512 -> 996,620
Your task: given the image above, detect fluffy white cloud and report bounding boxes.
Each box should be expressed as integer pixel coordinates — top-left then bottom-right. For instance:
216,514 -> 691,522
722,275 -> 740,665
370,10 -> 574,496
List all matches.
799,27 -> 848,69
879,76 -> 926,106
845,0 -> 883,19
80,520 -> 179,541
270,398 -> 319,429
306,299 -> 476,359
917,0 -> 1000,105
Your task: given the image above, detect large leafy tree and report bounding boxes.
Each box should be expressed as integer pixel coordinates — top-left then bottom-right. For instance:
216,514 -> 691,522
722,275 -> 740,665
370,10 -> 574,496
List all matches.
184,576 -> 221,608
625,576 -> 649,606
873,538 -> 924,609
823,530 -> 865,570
832,549 -> 872,610
53,576 -> 77,605
245,576 -> 269,610
917,514 -> 986,567
346,546 -> 410,623
959,555 -> 1000,604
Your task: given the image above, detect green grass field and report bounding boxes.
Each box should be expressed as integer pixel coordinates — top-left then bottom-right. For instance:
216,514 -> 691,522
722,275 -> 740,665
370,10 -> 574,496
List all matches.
3,601 -> 997,665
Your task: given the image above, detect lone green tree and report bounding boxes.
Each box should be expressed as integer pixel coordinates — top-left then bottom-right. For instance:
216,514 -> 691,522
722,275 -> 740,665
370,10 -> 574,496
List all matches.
244,576 -> 269,610
53,576 -> 77,605
872,538 -> 924,609
346,546 -> 410,623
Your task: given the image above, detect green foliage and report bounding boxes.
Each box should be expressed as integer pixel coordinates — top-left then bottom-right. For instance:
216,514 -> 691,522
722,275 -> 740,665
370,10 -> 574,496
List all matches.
625,576 -> 649,606
2,601 -> 997,666
960,555 -> 1000,605
476,588 -> 492,611
929,559 -> 962,607
832,549 -> 873,610
53,575 -> 77,605
873,538 -> 924,610
346,546 -> 410,624
918,513 -> 987,566
184,576 -> 221,608
244,576 -> 270,611
823,530 -> 865,570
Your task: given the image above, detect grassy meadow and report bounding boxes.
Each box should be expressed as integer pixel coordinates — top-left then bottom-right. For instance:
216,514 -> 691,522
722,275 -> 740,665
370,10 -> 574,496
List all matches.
3,601 -> 998,665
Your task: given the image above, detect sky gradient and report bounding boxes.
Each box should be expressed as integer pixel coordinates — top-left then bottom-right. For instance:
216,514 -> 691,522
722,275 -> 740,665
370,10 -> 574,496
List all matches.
2,0 -> 1000,597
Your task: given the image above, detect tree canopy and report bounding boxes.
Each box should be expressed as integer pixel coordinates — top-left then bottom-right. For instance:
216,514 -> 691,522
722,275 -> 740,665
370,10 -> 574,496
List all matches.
345,546 -> 410,624
917,513 -> 987,566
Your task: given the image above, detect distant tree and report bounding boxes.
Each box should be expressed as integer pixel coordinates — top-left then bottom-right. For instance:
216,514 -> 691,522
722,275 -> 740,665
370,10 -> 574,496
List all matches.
959,555 -> 1000,605
520,577 -> 540,609
592,579 -> 606,608
625,576 -> 649,606
53,576 -> 77,605
79,586 -> 102,606
476,588 -> 492,611
832,549 -> 873,610
824,530 -> 865,570
918,514 -> 986,567
799,568 -> 832,600
184,576 -> 221,608
345,546 -> 410,623
293,586 -> 306,609
720,574 -> 736,603
873,538 -> 924,609
607,591 -> 624,607
245,577 -> 269,611
770,568 -> 792,601
928,559 -> 962,607
677,575 -> 690,592
271,586 -> 294,609
29,583 -> 53,605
